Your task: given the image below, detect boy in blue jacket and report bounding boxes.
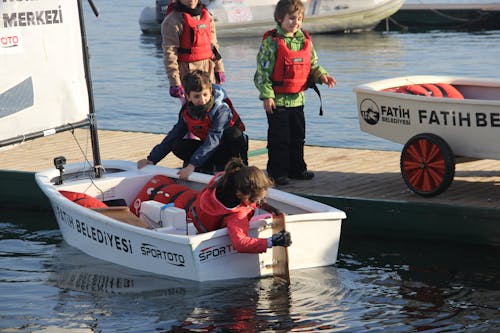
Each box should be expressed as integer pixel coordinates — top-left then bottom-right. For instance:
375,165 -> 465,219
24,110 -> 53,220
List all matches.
138,70 -> 247,180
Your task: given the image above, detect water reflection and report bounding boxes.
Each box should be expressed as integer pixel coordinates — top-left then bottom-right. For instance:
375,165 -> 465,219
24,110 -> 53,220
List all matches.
45,242 -> 346,332
337,237 -> 500,332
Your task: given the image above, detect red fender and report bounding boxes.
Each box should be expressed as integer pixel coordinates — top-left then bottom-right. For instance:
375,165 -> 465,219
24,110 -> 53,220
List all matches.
421,84 -> 444,97
60,190 -> 108,208
435,83 -> 464,99
401,84 -> 431,96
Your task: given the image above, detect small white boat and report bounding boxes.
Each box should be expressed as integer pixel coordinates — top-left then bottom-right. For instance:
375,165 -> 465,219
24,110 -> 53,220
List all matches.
139,0 -> 405,37
1,0 -> 345,281
35,160 -> 345,281
354,75 -> 500,196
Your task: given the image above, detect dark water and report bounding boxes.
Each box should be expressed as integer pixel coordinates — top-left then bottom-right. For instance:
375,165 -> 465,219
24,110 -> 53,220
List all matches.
1,210 -> 499,332
2,1 -> 500,331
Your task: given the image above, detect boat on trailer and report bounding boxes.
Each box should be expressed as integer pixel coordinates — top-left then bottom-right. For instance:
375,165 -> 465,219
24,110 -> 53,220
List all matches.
139,0 -> 405,37
1,0 -> 345,281
354,75 -> 500,197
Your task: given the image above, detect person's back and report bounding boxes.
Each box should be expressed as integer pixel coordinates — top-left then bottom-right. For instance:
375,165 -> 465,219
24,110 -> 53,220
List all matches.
189,158 -> 291,253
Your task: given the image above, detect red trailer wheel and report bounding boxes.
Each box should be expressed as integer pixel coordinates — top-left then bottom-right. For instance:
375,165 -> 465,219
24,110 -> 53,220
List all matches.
400,133 -> 455,197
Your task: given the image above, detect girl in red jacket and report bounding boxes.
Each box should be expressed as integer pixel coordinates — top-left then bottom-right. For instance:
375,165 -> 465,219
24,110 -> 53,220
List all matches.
190,158 -> 292,253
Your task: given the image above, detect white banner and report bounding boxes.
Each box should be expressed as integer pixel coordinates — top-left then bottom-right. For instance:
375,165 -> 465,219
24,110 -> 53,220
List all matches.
0,0 -> 89,144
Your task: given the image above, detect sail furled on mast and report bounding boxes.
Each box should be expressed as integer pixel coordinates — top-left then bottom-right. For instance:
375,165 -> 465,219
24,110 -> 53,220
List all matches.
0,0 -> 90,148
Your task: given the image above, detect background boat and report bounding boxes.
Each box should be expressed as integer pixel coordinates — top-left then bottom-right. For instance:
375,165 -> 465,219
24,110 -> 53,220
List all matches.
378,0 -> 500,31
139,0 -> 405,37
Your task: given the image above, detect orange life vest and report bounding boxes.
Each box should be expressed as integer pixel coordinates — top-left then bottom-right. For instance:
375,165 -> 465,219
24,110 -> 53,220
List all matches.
181,97 -> 245,140
178,7 -> 213,62
264,29 -> 312,94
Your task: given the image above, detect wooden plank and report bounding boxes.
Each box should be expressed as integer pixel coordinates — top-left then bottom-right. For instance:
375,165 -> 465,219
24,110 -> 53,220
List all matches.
91,206 -> 151,229
260,202 -> 290,284
271,212 -> 289,285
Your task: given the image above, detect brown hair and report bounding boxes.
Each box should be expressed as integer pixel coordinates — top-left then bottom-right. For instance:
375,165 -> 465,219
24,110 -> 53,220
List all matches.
213,158 -> 273,203
274,0 -> 305,23
182,70 -> 212,94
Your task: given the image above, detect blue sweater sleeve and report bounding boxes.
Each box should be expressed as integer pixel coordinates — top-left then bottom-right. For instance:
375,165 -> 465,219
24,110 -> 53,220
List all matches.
147,112 -> 187,164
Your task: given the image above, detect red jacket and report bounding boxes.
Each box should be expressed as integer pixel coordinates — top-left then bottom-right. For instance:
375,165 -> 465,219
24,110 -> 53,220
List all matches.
190,174 -> 268,253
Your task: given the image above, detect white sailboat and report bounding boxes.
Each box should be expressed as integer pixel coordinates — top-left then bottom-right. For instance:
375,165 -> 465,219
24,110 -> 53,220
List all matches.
139,0 -> 405,37
1,0 -> 345,282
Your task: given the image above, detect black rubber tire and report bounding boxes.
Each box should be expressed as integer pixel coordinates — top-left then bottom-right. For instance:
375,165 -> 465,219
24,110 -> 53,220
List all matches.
400,133 -> 455,197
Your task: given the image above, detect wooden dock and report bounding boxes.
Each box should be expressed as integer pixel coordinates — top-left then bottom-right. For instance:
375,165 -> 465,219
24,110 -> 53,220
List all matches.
1,128 -> 499,209
1,129 -> 499,245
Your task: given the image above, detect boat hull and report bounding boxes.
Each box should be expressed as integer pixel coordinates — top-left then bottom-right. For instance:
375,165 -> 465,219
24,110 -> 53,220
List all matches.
36,160 -> 345,281
354,75 -> 500,160
139,0 -> 404,36
378,1 -> 500,31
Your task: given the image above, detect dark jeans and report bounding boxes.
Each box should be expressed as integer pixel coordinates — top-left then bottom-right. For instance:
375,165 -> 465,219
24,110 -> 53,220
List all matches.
172,126 -> 248,173
266,105 -> 307,178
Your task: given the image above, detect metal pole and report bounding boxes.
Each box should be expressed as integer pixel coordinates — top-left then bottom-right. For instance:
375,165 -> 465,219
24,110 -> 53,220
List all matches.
77,0 -> 102,178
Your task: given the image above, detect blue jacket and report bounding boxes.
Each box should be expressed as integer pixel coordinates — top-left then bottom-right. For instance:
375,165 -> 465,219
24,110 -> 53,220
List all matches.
147,84 -> 233,168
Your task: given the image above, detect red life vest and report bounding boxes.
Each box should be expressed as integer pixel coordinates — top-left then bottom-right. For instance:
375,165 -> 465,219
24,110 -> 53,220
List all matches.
181,97 -> 245,140
265,29 -> 312,94
60,190 -> 108,208
178,7 -> 213,62
131,177 -> 198,216
130,174 -> 199,217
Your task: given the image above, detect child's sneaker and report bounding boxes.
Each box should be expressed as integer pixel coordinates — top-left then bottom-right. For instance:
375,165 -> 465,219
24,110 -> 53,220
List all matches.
272,176 -> 290,186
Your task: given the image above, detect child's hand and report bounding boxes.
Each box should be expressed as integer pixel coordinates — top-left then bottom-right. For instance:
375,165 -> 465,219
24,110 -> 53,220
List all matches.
169,85 -> 185,98
271,230 -> 292,247
137,159 -> 153,169
263,98 -> 275,114
321,75 -> 336,88
178,164 -> 195,180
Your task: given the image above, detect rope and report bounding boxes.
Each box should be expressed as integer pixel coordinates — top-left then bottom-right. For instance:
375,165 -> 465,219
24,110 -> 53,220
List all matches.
69,127 -> 105,201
